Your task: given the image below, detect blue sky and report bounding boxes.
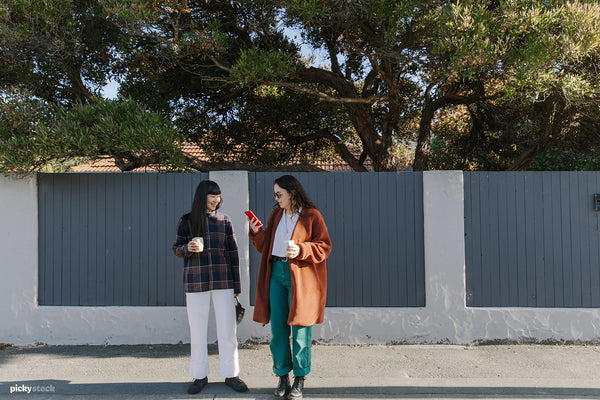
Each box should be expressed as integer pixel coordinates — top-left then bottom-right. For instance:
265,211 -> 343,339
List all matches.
101,78 -> 120,99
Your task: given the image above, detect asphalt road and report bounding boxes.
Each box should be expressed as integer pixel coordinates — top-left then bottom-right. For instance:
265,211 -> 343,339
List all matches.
2,343 -> 600,399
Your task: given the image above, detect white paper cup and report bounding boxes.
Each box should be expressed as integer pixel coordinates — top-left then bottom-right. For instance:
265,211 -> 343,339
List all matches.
284,240 -> 295,257
192,237 -> 204,252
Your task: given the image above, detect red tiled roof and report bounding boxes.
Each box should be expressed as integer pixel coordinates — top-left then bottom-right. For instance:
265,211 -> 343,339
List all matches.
68,158 -> 152,172
182,141 -> 209,159
69,142 -> 374,172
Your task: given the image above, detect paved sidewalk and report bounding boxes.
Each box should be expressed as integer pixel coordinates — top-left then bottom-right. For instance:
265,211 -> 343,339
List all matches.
2,343 -> 600,399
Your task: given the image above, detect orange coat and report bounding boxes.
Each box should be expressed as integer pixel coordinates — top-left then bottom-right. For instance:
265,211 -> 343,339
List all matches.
249,207 -> 332,326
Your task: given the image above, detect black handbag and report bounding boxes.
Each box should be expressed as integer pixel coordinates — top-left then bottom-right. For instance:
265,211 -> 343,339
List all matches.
235,297 -> 245,325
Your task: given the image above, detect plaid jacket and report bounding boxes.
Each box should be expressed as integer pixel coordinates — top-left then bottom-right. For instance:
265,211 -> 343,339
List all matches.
172,211 -> 241,294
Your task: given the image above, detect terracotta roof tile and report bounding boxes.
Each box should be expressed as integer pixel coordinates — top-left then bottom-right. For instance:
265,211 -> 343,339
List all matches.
69,158 -> 156,172
68,142 -> 382,172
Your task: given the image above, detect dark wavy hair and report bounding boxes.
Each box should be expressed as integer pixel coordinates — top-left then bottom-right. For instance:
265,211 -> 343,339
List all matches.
273,175 -> 316,213
191,180 -> 222,237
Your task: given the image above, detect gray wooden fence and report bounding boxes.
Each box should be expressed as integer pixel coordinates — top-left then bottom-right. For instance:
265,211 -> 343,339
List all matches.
248,172 -> 426,307
34,171 -> 600,309
38,172 -> 208,306
464,172 -> 600,307
38,172 -> 426,307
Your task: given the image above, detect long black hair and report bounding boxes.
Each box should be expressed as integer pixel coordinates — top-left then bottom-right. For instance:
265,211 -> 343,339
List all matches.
191,180 -> 222,237
273,175 -> 316,213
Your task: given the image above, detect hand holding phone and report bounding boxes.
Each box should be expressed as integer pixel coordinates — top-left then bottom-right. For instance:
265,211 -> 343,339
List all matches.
244,210 -> 263,227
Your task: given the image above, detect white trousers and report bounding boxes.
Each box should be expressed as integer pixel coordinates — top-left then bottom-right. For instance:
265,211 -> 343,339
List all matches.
186,289 -> 240,379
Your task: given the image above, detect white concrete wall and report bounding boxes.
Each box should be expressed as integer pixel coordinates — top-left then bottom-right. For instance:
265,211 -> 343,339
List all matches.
324,170 -> 599,345
0,172 -> 267,346
313,171 -> 470,344
2,171 -> 600,346
421,171 -> 600,345
0,174 -> 190,346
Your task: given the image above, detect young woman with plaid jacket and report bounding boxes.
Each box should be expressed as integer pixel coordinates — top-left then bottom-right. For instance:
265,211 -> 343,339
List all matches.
173,180 -> 248,395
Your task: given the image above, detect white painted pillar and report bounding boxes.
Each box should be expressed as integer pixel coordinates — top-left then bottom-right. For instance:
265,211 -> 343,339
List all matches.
423,170 -> 466,310
421,171 -> 469,341
209,171 -> 269,341
0,174 -> 39,343
209,171 -> 250,310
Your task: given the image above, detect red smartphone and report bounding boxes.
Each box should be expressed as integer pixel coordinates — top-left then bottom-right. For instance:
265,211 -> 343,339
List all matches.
244,210 -> 263,227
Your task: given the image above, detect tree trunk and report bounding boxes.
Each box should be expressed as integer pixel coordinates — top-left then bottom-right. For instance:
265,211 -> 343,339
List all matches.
413,101 -> 437,171
508,94 -> 563,171
332,141 -> 368,172
370,143 -> 397,171
298,67 -> 398,172
65,63 -> 96,104
345,103 -> 397,172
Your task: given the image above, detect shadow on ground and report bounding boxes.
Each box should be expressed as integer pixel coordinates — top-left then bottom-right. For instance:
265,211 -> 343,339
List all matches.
1,380 -> 600,399
0,343 -> 263,360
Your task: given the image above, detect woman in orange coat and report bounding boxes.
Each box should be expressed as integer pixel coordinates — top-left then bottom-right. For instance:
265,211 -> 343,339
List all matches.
248,175 -> 332,400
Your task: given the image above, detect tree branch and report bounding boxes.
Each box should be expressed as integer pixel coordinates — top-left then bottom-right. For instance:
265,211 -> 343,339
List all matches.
206,54 -> 232,73
181,154 -> 326,172
320,132 -> 368,172
273,81 -> 385,104
324,38 -> 343,77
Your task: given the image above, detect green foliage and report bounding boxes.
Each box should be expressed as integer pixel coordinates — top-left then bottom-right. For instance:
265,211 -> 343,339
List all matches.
425,0 -> 600,108
421,1 -> 600,170
429,138 -> 460,171
1,0 -> 599,172
182,84 -> 352,167
531,149 -> 600,171
231,48 -> 297,85
0,0 -> 120,104
0,92 -> 52,171
0,96 -> 186,173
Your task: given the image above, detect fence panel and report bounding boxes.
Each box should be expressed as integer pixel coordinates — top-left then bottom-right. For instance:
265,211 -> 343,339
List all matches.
37,172 -> 208,306
37,171 -> 600,308
464,171 -> 600,307
248,172 -> 425,307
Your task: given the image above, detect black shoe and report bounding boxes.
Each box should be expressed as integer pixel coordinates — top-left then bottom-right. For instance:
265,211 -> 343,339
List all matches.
288,376 -> 305,399
188,377 -> 208,394
274,374 -> 290,400
225,376 -> 248,392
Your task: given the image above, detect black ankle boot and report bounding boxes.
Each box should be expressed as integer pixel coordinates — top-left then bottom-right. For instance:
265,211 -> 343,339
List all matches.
187,377 -> 208,394
288,376 -> 305,399
274,374 -> 290,400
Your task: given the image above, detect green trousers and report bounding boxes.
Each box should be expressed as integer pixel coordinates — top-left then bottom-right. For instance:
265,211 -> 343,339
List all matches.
269,260 -> 312,377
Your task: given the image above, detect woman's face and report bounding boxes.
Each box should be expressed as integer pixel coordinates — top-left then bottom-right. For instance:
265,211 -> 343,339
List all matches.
206,194 -> 221,213
273,183 -> 292,211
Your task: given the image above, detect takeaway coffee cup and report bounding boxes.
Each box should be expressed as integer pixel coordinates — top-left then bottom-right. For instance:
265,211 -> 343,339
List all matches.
284,240 -> 295,257
191,237 -> 204,252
